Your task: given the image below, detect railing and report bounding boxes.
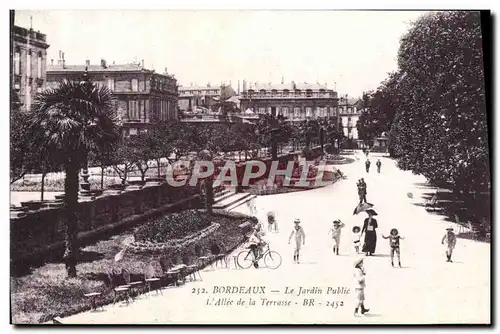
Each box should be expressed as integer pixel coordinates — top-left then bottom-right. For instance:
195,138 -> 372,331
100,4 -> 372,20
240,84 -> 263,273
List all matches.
240,93 -> 337,99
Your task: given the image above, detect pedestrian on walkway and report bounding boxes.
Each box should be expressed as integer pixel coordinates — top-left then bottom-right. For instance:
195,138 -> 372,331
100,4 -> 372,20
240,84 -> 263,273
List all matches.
365,159 -> 371,173
267,211 -> 278,232
376,159 -> 382,173
361,209 -> 378,256
353,256 -> 370,317
352,226 -> 362,254
357,178 -> 367,203
441,226 -> 457,262
382,228 -> 404,267
329,220 -> 345,255
288,219 -> 306,263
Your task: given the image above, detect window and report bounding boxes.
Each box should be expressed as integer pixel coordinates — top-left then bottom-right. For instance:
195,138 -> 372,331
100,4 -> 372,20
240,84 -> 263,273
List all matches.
330,107 -> 335,117
140,80 -> 145,91
306,107 -> 312,117
107,78 -> 115,91
267,107 -> 272,114
338,107 -> 343,113
131,79 -> 139,92
294,107 -> 300,118
283,89 -> 289,97
26,85 -> 32,111
348,107 -> 352,113
259,107 -> 265,114
129,100 -> 139,119
14,47 -> 20,75
306,89 -> 312,97
26,50 -> 32,77
271,89 -> 278,96
37,52 -> 42,78
283,107 -> 289,118
259,90 -> 266,97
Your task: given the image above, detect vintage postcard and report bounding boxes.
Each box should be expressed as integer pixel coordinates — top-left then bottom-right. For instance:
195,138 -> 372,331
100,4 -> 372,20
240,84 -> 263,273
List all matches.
9,9 -> 491,325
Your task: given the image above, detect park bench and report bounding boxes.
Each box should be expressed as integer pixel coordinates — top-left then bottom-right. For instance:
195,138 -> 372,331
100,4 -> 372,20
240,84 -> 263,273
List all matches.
425,194 -> 439,211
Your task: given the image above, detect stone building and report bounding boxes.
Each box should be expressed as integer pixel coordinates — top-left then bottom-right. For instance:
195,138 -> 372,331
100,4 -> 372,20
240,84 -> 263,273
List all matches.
12,24 -> 50,112
338,95 -> 363,141
239,81 -> 339,127
178,84 -> 237,112
47,56 -> 178,136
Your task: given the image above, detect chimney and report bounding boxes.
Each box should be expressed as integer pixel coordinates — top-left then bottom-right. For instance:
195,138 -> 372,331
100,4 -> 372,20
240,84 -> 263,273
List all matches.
164,67 -> 168,75
207,82 -> 211,87
50,59 -> 54,66
141,59 -> 144,68
85,59 -> 90,67
100,59 -> 107,68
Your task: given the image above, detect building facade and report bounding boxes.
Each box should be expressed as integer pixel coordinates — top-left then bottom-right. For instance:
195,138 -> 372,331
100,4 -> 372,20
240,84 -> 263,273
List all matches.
338,96 -> 363,140
12,25 -> 50,112
178,84 -> 237,112
239,81 -> 339,127
47,57 -> 178,136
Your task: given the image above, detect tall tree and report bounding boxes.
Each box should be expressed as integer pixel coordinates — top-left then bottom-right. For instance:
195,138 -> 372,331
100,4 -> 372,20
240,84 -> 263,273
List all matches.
255,114 -> 292,160
28,78 -> 120,277
388,11 -> 489,193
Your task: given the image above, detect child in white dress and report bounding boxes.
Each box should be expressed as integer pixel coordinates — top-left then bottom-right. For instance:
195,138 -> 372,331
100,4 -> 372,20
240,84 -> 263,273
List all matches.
352,226 -> 362,254
329,220 -> 345,255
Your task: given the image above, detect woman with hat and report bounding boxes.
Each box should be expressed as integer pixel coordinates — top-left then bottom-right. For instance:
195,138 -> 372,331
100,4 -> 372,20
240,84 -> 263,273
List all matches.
353,256 -> 370,316
441,226 -> 457,262
288,219 -> 306,263
361,208 -> 378,256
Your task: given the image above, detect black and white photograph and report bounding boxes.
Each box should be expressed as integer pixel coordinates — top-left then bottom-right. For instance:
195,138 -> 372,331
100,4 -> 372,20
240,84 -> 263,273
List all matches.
8,8 -> 492,325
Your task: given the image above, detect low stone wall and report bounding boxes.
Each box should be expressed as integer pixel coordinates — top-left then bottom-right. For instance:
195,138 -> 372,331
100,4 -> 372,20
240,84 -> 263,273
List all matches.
10,180 -> 203,264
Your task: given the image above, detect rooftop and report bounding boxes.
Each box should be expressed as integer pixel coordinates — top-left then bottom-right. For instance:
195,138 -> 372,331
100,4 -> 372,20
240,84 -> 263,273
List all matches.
245,82 -> 332,91
179,85 -> 221,91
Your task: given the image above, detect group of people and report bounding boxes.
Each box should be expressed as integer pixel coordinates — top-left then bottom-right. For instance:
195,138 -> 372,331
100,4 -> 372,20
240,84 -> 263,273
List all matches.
365,158 -> 382,173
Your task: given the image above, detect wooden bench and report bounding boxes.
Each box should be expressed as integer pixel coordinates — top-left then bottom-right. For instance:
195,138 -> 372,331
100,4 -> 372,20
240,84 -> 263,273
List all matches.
425,195 -> 439,211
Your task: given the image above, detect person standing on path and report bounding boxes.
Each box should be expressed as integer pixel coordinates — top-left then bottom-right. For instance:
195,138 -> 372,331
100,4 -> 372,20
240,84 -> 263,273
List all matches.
365,159 -> 371,173
352,226 -> 362,254
353,257 -> 370,316
329,220 -> 345,255
382,228 -> 404,267
376,159 -> 382,173
288,219 -> 306,263
357,179 -> 367,203
442,226 -> 457,262
361,209 -> 378,256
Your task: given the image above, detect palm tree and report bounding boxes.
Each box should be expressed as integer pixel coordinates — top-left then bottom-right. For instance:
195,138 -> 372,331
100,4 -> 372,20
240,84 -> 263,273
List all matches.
28,77 -> 120,277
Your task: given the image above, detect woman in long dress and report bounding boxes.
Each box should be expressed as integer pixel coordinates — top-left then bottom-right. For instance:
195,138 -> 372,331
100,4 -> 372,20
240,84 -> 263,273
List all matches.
361,209 -> 378,256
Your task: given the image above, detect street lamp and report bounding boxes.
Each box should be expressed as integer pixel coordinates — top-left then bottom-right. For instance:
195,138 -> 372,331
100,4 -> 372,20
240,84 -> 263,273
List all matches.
79,67 -> 92,197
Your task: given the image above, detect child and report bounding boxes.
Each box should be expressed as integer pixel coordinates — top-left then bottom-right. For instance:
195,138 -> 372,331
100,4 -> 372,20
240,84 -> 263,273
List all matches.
352,226 -> 362,254
441,226 -> 457,262
353,256 -> 370,316
248,225 -> 266,268
288,219 -> 306,263
267,211 -> 277,232
382,228 -> 404,267
329,220 -> 345,255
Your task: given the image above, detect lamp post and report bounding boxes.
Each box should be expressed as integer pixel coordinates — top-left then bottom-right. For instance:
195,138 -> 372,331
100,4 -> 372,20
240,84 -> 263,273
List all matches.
79,67 -> 92,197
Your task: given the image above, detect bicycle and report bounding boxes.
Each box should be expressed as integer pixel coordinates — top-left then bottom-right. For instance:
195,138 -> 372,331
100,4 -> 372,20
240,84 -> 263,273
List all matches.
236,243 -> 282,269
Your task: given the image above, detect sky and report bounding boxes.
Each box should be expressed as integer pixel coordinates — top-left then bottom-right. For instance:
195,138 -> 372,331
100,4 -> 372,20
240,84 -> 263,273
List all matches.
15,10 -> 429,97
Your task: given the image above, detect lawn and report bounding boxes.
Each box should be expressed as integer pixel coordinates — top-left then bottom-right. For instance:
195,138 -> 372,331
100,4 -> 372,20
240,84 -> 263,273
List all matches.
10,209 -> 254,324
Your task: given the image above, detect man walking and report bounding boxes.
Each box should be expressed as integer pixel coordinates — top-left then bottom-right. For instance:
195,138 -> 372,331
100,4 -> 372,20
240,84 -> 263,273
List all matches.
365,159 -> 371,173
376,159 -> 382,173
357,178 -> 367,203
289,219 -> 306,263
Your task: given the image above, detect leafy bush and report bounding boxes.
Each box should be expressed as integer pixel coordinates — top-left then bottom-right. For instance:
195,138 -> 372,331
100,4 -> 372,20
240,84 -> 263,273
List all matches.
134,210 -> 211,243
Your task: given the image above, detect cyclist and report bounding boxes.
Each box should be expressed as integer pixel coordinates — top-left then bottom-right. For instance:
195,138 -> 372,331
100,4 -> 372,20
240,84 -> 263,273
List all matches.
248,225 -> 266,268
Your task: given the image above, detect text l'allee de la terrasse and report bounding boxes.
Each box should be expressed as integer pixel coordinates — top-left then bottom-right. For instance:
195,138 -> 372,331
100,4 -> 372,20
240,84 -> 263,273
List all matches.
165,160 -> 332,188
190,286 -> 351,309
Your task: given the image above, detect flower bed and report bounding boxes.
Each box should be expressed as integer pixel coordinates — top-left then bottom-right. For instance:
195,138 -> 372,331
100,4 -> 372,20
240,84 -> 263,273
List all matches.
129,222 -> 220,256
11,209 -> 256,324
